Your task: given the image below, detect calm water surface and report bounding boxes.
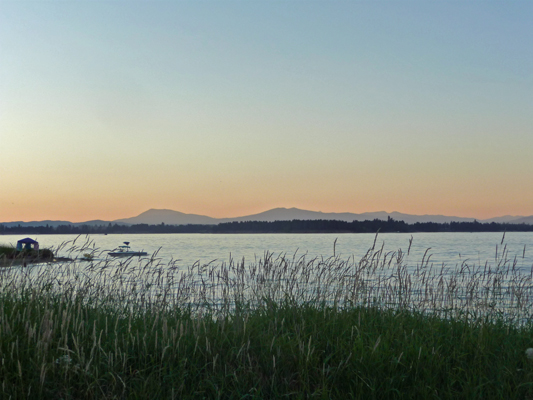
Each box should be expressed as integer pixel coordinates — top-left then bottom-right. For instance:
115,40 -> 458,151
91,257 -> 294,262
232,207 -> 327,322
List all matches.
2,232 -> 532,271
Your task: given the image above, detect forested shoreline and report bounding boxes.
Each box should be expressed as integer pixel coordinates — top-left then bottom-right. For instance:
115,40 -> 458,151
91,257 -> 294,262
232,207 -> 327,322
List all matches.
2,217 -> 533,235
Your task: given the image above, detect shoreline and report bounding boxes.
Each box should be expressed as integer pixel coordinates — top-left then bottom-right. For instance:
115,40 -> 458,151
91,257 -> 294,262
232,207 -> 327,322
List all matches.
0,256 -> 73,268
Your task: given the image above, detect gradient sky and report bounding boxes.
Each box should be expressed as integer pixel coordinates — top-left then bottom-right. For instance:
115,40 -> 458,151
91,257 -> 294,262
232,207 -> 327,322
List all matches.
1,1 -> 532,222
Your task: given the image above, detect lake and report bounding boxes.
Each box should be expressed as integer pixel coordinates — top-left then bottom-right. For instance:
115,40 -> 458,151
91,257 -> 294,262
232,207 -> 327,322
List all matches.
2,231 -> 532,271
2,231 -> 533,319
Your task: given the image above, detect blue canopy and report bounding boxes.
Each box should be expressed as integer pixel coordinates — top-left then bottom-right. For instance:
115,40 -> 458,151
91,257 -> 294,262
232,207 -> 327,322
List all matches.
16,238 -> 39,251
17,238 -> 39,244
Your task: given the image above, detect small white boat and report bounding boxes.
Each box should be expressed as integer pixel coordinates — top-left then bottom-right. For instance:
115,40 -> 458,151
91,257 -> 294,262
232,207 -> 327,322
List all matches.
108,242 -> 147,257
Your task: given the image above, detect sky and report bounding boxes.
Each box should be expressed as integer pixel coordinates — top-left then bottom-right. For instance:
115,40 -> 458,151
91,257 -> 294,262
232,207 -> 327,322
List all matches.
1,1 -> 532,222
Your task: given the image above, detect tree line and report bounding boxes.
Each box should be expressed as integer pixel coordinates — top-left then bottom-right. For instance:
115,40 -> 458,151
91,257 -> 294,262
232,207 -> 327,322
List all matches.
1,217 -> 533,235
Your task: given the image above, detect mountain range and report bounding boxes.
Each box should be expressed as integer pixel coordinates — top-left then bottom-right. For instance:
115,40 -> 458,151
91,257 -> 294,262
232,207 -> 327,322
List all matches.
2,208 -> 533,227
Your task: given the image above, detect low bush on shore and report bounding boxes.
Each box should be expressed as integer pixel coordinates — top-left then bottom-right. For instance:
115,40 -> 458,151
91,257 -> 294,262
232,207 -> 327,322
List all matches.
1,236 -> 533,399
0,244 -> 16,257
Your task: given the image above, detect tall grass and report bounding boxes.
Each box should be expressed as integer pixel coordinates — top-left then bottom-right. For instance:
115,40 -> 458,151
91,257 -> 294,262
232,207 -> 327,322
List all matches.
1,235 -> 533,398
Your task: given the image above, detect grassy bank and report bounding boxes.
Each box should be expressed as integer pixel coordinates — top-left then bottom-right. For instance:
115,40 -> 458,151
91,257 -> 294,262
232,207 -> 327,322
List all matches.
0,243 -> 54,266
2,237 -> 533,399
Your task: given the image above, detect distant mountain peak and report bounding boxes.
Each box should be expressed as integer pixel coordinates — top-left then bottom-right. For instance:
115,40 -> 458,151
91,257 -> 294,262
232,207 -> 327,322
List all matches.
138,209 -> 187,216
114,209 -> 219,225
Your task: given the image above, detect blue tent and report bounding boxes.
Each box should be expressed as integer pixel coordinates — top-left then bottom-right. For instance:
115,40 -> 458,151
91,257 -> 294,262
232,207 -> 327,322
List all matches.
16,238 -> 39,251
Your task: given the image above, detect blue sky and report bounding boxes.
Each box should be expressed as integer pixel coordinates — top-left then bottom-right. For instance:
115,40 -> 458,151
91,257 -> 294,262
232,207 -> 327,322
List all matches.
1,1 -> 532,221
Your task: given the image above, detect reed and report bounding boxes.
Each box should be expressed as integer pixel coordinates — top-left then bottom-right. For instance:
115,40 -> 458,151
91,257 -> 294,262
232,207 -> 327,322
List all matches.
1,235 -> 533,399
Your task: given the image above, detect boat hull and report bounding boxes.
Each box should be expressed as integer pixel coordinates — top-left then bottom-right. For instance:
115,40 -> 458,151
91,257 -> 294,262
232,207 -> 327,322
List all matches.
108,251 -> 148,257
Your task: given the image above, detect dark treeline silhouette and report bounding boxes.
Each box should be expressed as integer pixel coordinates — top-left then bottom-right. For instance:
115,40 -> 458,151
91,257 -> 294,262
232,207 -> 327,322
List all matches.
0,223 -> 212,235
1,218 -> 533,235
